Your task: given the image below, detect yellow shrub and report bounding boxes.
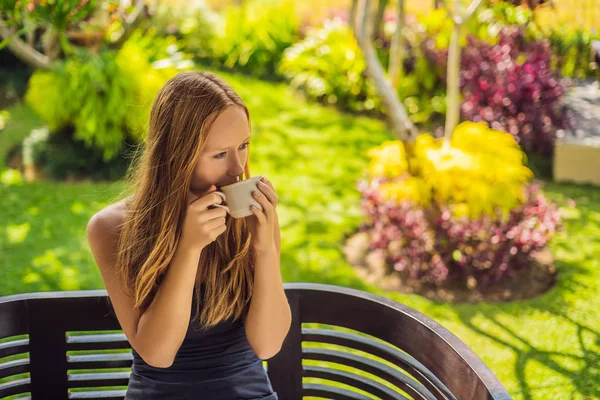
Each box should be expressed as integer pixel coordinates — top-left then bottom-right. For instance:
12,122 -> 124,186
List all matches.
378,177 -> 431,206
367,121 -> 534,220
367,140 -> 409,178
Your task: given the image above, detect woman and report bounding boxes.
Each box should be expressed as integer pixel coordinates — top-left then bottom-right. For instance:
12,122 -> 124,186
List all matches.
86,71 -> 291,399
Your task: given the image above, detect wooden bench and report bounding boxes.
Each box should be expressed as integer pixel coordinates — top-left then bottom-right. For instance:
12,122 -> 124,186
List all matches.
0,283 -> 512,399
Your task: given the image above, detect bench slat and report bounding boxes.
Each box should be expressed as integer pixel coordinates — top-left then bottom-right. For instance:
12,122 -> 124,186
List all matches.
0,338 -> 29,359
0,358 -> 30,378
68,361 -> 132,370
68,389 -> 127,399
304,347 -> 437,400
68,372 -> 131,388
67,353 -> 133,370
66,334 -> 130,351
305,365 -> 411,400
303,383 -> 372,400
0,377 -> 31,398
303,327 -> 455,400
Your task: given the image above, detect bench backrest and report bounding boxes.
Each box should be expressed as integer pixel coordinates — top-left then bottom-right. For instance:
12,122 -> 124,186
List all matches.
0,283 -> 511,399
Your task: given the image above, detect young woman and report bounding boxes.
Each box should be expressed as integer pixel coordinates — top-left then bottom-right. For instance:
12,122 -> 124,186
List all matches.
86,71 -> 291,399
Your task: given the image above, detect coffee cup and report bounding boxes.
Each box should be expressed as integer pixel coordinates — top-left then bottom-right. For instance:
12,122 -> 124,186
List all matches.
209,175 -> 264,219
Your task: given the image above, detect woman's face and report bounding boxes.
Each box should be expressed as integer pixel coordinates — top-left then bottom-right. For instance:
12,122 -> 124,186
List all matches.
190,106 -> 251,197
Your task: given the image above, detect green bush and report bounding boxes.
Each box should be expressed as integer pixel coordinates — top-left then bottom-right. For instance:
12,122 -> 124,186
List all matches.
0,49 -> 33,107
152,2 -> 221,63
45,127 -> 133,181
395,51 -> 446,126
19,125 -> 133,181
420,4 -> 537,50
546,27 -> 600,80
279,19 -> 381,114
24,35 -> 183,163
209,0 -> 300,80
279,18 -> 445,125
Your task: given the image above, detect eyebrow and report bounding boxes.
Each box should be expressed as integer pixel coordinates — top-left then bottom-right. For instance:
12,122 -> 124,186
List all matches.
210,135 -> 251,152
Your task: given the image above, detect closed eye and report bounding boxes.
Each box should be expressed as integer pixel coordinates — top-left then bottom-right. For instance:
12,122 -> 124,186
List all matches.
214,142 -> 250,159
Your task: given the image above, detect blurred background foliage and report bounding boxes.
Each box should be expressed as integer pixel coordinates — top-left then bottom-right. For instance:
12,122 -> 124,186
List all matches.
1,0 -> 599,398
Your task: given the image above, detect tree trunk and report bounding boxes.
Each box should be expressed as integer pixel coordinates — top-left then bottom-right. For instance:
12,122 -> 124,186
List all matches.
108,0 -> 148,49
389,0 -> 405,88
25,20 -> 35,47
0,0 -> 148,68
373,0 -> 389,40
442,0 -> 484,145
42,27 -> 61,61
444,23 -> 462,147
0,20 -> 52,70
350,0 -> 358,30
354,0 -> 417,142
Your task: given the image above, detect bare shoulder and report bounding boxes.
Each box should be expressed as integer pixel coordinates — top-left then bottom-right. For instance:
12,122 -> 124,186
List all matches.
87,197 -> 131,239
86,196 -> 141,346
86,197 -> 131,271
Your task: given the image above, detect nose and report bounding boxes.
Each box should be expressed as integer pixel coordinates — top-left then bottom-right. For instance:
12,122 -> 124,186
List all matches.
227,152 -> 244,180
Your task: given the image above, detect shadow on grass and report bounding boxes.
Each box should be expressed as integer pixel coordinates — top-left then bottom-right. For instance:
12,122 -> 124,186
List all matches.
456,297 -> 600,400
453,180 -> 600,399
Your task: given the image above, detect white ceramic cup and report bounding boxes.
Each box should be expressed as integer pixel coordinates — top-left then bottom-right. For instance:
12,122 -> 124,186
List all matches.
209,175 -> 264,219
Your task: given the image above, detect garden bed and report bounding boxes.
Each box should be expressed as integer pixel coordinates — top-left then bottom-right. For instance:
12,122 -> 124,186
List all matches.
344,231 -> 557,303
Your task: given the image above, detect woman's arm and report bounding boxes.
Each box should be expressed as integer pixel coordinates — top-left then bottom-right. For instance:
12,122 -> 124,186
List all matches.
87,190 -> 227,368
133,242 -> 202,367
87,210 -> 201,368
244,244 -> 291,360
274,212 -> 281,256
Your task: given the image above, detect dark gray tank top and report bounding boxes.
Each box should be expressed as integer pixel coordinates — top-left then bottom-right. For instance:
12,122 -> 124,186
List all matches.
125,287 -> 277,400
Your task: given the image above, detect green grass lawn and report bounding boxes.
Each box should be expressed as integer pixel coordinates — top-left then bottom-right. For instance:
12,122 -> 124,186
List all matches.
1,70 -> 599,399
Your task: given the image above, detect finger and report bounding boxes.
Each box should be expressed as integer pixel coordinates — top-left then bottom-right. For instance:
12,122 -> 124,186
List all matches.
207,203 -> 231,214
254,185 -> 276,207
252,189 -> 271,210
206,216 -> 227,230
191,192 -> 225,210
260,176 -> 274,190
257,181 -> 278,206
188,185 -> 216,206
207,223 -> 227,242
260,177 -> 277,199
250,204 -> 266,224
202,207 -> 228,221
252,190 -> 274,221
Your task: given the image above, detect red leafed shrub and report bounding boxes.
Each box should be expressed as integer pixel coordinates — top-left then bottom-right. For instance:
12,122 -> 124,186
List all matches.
357,179 -> 562,290
425,26 -> 572,159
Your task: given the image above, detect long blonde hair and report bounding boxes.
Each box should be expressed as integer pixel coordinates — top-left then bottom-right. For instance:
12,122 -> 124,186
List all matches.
115,71 -> 255,329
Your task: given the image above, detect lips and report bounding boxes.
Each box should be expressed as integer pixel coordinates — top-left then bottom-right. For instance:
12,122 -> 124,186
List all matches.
219,177 -> 242,187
